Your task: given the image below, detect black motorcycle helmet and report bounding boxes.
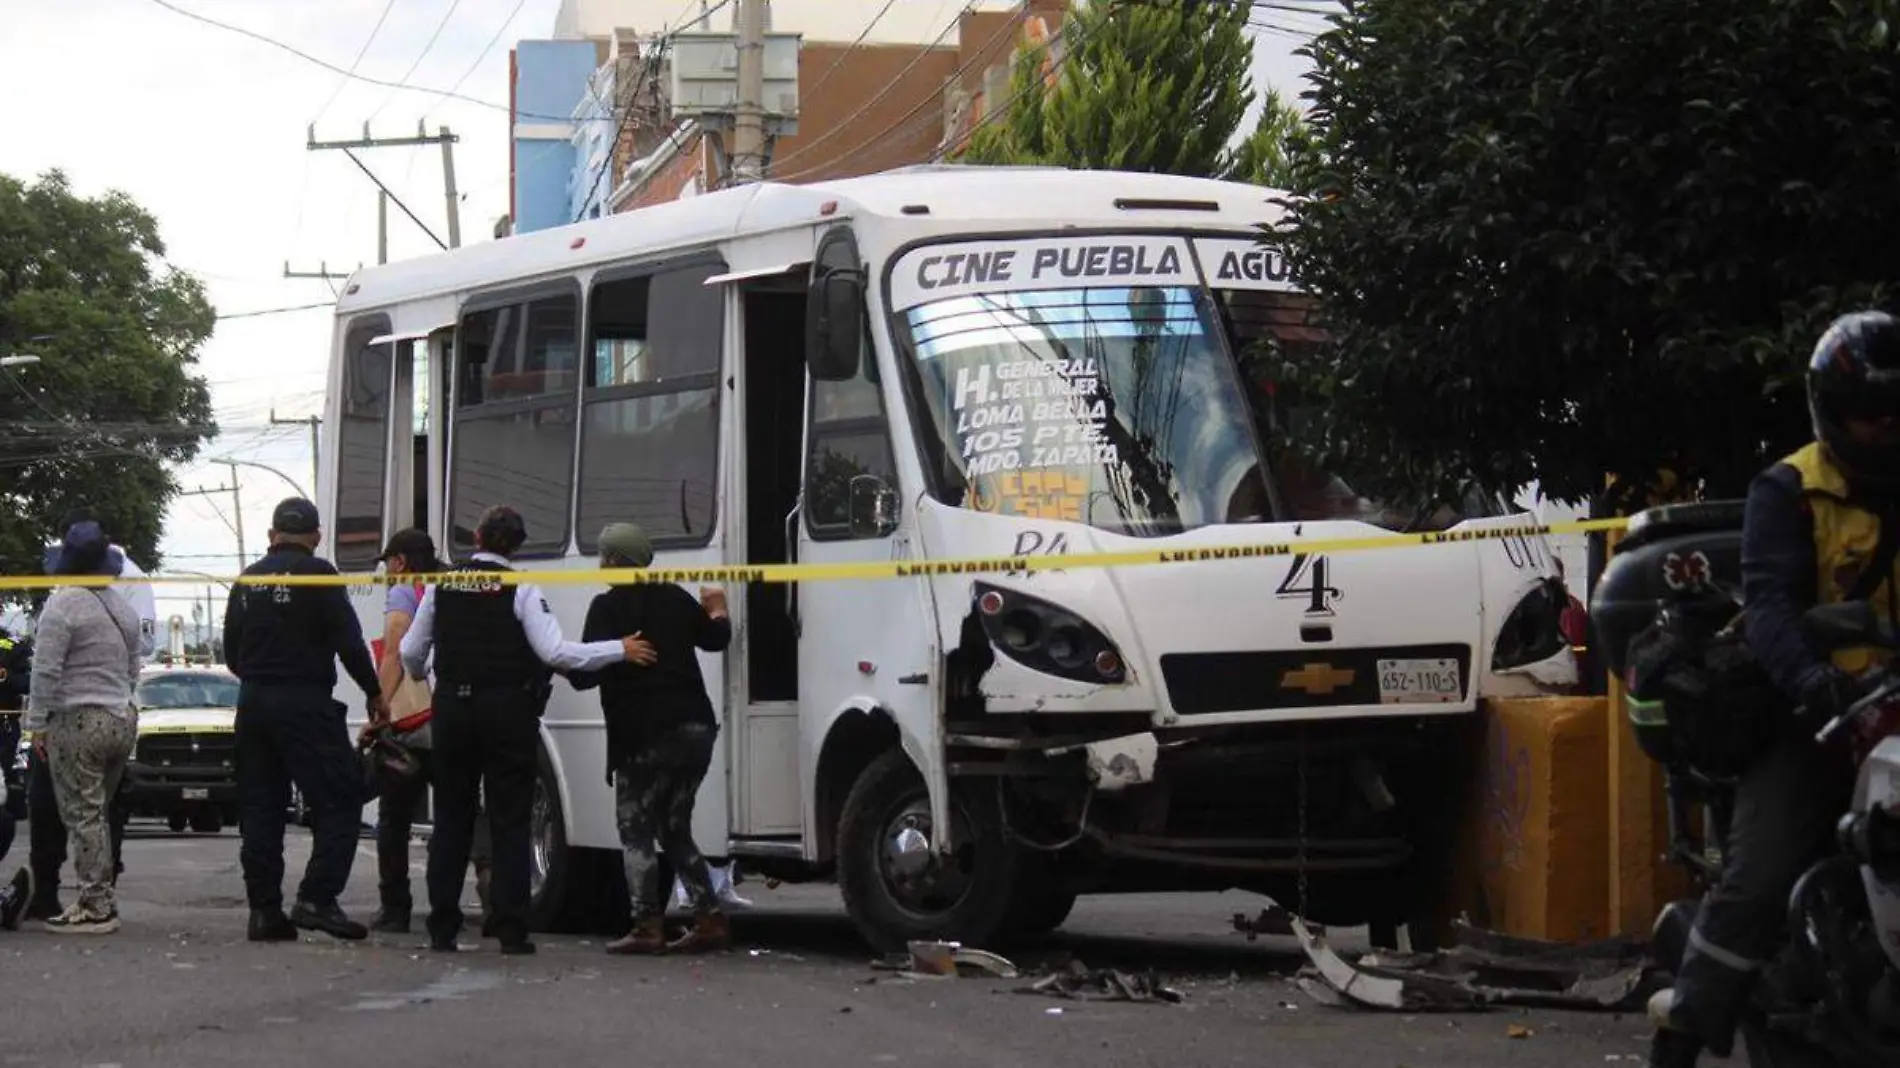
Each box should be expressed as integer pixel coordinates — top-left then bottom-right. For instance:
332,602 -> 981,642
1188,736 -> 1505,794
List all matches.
1808,310 -> 1900,492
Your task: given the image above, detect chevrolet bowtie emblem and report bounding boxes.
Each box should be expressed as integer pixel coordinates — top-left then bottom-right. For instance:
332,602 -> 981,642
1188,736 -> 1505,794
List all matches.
1282,662 -> 1356,696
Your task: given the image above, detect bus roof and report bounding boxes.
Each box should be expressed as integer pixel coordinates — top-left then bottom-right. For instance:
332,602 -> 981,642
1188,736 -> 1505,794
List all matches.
332,167 -> 1287,318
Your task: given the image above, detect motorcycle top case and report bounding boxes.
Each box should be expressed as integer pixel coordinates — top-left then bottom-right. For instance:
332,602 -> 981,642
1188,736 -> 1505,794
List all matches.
1591,501 -> 1747,677
1591,502 -> 1786,776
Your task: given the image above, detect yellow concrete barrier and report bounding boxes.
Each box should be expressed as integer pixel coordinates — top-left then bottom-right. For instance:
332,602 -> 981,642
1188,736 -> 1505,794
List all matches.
1453,696 -> 1612,942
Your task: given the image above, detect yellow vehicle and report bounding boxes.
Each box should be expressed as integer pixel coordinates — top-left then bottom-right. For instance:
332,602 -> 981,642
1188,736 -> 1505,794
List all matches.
123,665 -> 239,834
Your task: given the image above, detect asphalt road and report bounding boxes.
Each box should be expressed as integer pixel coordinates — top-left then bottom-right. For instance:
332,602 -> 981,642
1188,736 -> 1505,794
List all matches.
1,823 -> 1653,1067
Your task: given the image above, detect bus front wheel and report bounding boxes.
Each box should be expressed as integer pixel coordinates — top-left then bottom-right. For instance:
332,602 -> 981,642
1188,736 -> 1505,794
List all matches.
528,743 -> 572,933
837,750 -> 1021,954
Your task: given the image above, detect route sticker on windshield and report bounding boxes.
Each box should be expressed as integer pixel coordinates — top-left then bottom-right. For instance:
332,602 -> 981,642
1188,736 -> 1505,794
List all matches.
952,352 -> 1119,485
890,236 -> 1196,311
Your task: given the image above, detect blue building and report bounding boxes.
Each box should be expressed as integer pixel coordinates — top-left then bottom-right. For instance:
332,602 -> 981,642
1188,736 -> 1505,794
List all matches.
509,39 -> 607,234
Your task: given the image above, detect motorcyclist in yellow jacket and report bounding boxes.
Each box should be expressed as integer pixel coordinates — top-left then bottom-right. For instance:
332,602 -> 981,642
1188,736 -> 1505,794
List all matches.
1648,310 -> 1900,1064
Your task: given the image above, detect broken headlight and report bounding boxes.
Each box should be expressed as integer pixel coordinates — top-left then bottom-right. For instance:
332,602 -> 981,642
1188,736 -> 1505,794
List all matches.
1492,577 -> 1569,670
972,582 -> 1127,685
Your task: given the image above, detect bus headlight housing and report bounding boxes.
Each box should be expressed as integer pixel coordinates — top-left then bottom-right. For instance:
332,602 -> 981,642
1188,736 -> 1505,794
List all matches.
973,582 -> 1127,685
1492,577 -> 1569,670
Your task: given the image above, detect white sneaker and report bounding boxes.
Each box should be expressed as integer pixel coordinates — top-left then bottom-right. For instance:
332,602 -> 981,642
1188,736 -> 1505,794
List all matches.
44,902 -> 120,935
716,886 -> 753,911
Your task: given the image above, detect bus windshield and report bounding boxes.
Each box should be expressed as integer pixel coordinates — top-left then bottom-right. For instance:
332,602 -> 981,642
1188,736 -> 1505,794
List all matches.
902,285 -> 1274,537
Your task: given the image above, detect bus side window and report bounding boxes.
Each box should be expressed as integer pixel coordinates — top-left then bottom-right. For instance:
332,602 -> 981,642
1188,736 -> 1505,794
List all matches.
448,289 -> 580,556
577,262 -> 724,552
336,314 -> 393,572
805,315 -> 898,540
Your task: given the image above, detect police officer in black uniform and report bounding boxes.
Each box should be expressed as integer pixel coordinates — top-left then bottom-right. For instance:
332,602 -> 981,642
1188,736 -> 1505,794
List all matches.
399,505 -> 643,955
1,624 -> 31,916
224,498 -> 388,942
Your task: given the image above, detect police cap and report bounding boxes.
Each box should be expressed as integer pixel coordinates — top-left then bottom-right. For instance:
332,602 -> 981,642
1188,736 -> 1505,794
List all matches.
272,497 -> 322,535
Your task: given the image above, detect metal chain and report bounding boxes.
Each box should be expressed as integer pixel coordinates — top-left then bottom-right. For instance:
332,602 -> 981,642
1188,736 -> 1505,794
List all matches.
1296,735 -> 1311,920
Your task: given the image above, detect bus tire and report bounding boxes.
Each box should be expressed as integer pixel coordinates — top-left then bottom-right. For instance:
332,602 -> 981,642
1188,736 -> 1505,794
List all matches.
527,742 -> 573,933
837,750 -> 1021,954
1005,887 -> 1077,939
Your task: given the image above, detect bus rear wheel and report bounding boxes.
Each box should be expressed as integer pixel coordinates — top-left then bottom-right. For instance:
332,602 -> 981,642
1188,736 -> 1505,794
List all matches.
837,750 -> 1021,954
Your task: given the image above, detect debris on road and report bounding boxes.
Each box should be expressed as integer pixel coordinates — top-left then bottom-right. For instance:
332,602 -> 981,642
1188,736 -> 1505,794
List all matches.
1019,959 -> 1185,1005
897,941 -> 1021,980
1268,901 -> 1655,1014
1507,1024 -> 1534,1039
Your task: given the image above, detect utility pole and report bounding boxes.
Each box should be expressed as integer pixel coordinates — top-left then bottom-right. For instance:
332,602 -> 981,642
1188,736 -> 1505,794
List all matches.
731,0 -> 768,185
270,409 -> 321,496
282,261 -> 357,283
177,482 -> 242,572
440,134 -> 462,249
307,122 -> 462,252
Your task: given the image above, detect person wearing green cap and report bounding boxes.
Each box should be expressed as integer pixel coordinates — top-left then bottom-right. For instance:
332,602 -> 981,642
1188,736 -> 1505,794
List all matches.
569,522 -> 732,954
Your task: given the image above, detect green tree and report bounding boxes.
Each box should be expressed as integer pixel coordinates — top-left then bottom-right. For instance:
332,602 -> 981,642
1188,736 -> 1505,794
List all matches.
1275,0 -> 1900,508
959,0 -> 1307,188
0,170 -> 216,594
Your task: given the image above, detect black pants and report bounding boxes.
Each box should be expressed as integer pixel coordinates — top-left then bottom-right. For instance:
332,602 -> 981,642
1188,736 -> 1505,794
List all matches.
1674,737 -> 1852,1053
235,682 -> 365,910
427,685 -> 541,946
1,714 -> 20,863
376,746 -> 494,912
27,742 -> 126,898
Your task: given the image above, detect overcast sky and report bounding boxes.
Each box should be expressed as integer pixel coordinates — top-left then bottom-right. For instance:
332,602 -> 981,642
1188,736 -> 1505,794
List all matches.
0,0 -> 1326,627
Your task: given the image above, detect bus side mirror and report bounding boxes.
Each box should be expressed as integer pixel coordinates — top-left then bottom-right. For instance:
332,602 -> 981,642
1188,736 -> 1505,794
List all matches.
807,270 -> 865,382
848,475 -> 899,538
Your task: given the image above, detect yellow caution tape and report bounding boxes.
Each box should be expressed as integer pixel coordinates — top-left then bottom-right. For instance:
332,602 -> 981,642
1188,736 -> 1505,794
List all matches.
0,517 -> 1630,591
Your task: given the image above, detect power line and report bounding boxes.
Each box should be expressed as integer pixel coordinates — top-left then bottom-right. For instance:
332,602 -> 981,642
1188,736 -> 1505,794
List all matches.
799,0 -> 904,109
419,0 -> 532,121
767,2 -> 973,175
136,0 -> 612,123
215,301 -> 335,320
368,0 -> 469,125
572,5 -> 726,223
773,5 -> 1029,183
929,18 -> 1089,164
312,0 -> 400,125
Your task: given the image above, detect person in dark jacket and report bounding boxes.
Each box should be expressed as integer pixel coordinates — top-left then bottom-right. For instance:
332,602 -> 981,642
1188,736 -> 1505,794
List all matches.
1647,311 -> 1900,1065
224,498 -> 387,942
1,625 -> 32,929
570,522 -> 732,955
398,506 -> 648,955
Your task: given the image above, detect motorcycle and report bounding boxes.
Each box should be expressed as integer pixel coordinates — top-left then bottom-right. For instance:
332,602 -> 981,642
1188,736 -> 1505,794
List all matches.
1592,503 -> 1900,1067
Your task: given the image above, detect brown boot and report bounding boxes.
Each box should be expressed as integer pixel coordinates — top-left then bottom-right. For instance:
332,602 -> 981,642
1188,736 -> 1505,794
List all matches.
606,916 -> 668,955
666,909 -> 731,954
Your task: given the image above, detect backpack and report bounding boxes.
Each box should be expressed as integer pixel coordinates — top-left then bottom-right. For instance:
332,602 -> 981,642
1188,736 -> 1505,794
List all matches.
1623,589 -> 1787,779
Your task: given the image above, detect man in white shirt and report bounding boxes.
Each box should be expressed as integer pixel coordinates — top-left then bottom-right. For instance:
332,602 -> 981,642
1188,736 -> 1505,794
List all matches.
23,507 -> 154,919
399,505 -> 651,955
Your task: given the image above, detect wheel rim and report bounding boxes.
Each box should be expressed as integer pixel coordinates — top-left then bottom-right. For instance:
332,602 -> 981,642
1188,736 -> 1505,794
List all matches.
875,792 -> 978,921
530,777 -> 554,898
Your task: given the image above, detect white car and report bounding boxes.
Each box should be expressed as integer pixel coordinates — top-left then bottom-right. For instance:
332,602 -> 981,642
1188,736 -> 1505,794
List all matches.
124,665 -> 239,834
